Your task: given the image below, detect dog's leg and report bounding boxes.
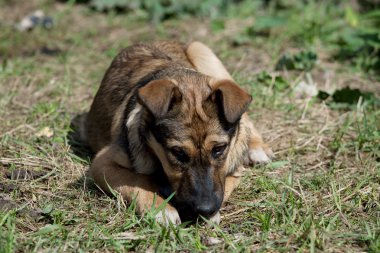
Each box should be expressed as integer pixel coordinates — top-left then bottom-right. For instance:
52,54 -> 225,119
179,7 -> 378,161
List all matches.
241,113 -> 274,163
207,171 -> 243,224
223,174 -> 241,202
207,174 -> 241,225
90,144 -> 181,225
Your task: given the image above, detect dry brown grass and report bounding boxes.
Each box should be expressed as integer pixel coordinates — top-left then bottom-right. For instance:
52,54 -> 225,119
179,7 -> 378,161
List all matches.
0,0 -> 379,252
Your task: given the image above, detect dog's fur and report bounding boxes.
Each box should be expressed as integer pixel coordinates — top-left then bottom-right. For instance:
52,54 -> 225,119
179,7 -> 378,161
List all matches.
85,41 -> 273,224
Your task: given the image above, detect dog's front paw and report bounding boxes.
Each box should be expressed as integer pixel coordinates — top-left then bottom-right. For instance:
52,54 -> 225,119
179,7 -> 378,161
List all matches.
209,211 -> 221,224
155,206 -> 181,226
248,146 -> 274,164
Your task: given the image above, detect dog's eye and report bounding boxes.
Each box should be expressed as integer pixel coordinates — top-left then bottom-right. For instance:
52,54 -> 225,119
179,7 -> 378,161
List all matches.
170,147 -> 189,163
212,144 -> 227,159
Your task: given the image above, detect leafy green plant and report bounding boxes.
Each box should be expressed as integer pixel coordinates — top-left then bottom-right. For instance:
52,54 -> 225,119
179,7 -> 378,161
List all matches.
90,0 -> 140,12
318,87 -> 379,110
89,0 -> 233,24
247,16 -> 287,37
241,1 -> 379,76
275,50 -> 317,71
256,71 -> 289,91
333,8 -> 380,74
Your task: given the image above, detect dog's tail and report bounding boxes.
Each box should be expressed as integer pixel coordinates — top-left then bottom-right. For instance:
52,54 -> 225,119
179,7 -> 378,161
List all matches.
69,112 -> 88,144
67,112 -> 94,157
186,41 -> 233,81
78,113 -> 88,143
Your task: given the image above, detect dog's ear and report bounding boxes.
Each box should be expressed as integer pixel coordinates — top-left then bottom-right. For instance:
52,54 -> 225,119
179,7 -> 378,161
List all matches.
210,79 -> 252,123
137,79 -> 181,118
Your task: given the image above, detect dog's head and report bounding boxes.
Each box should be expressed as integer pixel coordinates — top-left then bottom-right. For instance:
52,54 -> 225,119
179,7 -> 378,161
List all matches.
137,75 -> 251,220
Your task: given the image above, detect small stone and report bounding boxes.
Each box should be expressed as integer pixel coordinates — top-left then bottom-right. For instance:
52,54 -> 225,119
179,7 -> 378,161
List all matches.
16,10 -> 53,32
42,17 -> 54,29
202,236 -> 223,246
36,127 -> 54,138
294,80 -> 318,98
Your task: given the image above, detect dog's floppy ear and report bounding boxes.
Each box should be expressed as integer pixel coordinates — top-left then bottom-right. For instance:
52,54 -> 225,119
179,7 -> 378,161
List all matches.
137,79 -> 181,118
211,79 -> 252,123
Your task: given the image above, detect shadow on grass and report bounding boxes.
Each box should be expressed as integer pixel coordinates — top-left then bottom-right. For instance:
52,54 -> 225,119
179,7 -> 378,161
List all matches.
66,113 -> 98,192
68,173 -> 102,197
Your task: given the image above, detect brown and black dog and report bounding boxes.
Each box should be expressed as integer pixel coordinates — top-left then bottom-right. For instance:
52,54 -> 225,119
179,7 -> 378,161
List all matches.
84,41 -> 273,225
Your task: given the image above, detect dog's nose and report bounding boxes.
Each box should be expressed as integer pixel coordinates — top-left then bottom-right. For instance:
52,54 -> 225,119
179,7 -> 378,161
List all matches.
194,203 -> 217,217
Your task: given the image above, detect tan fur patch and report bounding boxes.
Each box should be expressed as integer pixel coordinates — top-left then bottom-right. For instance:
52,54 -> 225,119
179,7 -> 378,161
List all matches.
186,41 -> 233,80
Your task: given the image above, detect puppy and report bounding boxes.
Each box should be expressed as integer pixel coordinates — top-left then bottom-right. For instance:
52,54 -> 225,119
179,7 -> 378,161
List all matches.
85,41 -> 273,225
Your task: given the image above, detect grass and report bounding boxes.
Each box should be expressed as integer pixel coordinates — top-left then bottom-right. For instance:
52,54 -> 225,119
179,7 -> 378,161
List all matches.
0,0 -> 379,252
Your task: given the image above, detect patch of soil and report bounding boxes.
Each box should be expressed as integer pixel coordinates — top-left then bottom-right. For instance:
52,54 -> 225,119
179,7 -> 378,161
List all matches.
0,182 -> 18,192
6,169 -> 48,180
0,193 -> 44,220
0,194 -> 18,212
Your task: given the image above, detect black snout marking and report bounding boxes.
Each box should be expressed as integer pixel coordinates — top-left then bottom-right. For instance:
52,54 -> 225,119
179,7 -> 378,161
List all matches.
194,201 -> 219,217
175,166 -> 223,220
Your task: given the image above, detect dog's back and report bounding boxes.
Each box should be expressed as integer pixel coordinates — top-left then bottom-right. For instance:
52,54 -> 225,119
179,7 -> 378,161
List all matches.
85,42 -> 194,152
